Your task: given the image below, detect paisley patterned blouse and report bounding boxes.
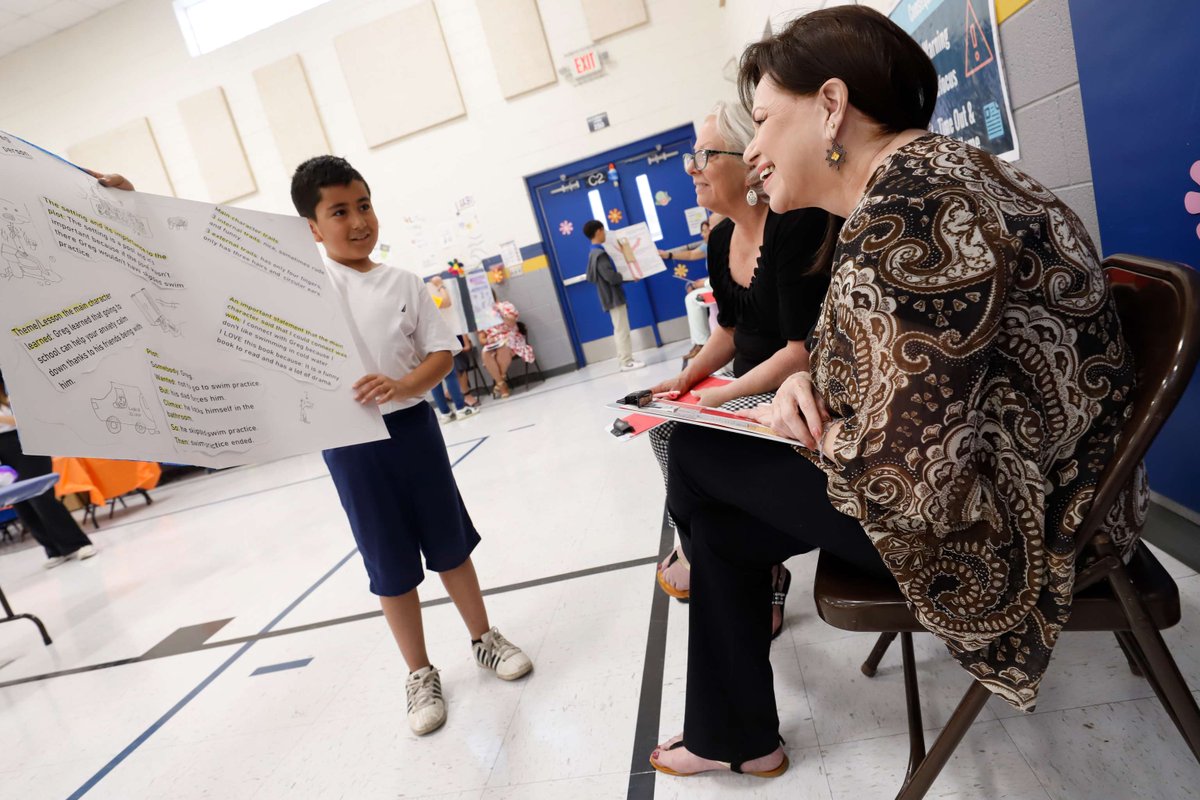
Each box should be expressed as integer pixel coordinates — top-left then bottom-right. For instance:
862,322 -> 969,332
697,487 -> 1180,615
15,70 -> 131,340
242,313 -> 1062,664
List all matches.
806,134 -> 1147,710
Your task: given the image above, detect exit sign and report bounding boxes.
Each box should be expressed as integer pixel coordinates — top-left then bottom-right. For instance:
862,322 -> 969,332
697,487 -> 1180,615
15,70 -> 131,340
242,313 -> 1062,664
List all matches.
563,46 -> 605,83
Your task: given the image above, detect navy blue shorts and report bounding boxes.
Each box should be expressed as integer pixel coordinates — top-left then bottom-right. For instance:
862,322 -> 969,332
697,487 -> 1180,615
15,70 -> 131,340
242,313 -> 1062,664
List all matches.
323,402 -> 480,596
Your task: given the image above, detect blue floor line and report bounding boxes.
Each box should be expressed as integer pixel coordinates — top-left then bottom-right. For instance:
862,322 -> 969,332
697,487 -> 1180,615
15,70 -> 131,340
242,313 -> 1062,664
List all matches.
69,434 -> 490,797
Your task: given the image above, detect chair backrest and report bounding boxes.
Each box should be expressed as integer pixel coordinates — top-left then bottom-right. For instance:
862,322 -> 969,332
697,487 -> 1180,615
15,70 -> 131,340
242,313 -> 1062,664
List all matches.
1074,254 -> 1200,557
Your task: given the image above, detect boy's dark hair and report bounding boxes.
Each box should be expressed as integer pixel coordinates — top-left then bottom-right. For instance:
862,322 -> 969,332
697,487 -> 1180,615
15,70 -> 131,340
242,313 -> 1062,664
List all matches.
582,220 -> 605,240
290,156 -> 371,220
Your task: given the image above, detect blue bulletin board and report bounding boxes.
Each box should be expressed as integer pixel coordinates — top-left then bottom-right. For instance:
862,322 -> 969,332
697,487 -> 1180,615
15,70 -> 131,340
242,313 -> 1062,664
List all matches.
1070,0 -> 1200,513
891,0 -> 1019,160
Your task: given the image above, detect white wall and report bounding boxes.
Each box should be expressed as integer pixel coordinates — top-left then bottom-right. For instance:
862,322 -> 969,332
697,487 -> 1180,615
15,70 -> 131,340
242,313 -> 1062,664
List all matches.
0,0 -> 742,276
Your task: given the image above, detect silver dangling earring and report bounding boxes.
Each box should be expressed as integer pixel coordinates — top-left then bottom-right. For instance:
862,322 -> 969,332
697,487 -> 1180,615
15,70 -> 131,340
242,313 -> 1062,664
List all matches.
745,188 -> 759,206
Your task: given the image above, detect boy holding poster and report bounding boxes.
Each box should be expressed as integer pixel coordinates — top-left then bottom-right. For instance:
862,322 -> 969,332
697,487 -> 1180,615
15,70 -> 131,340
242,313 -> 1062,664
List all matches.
288,156 -> 532,735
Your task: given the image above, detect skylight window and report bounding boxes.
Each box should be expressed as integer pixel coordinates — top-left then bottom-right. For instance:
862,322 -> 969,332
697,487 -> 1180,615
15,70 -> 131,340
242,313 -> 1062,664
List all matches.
173,0 -> 333,56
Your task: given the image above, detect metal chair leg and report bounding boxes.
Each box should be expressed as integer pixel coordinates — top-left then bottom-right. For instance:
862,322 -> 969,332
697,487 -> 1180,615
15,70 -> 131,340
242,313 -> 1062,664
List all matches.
1128,627 -> 1200,761
1108,566 -> 1200,762
1114,630 -> 1144,677
900,633 -> 926,780
895,680 -> 992,800
863,632 -> 898,677
0,586 -> 52,645
1115,629 -> 1181,734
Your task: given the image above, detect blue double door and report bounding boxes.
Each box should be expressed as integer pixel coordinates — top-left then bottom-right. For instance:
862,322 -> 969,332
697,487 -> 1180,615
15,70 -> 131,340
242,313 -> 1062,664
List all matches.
526,124 -> 705,366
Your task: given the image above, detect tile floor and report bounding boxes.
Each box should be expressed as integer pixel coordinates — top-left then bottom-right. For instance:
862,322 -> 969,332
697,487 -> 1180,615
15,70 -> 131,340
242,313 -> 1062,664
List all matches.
2,341 -> 1199,799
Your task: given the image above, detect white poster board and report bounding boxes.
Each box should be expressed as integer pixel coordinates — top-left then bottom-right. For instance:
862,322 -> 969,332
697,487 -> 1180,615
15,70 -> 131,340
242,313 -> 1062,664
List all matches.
465,268 -> 501,329
0,131 -> 387,467
601,222 -> 666,280
685,206 -> 708,236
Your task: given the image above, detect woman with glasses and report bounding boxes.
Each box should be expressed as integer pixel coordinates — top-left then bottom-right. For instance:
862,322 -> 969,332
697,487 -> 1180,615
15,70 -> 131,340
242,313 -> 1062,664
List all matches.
651,6 -> 1142,779
647,100 -> 835,641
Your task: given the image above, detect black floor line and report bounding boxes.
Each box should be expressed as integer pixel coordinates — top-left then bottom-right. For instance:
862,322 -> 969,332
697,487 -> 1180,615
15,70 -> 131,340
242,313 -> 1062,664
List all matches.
0,554 -> 659,690
627,509 -> 675,800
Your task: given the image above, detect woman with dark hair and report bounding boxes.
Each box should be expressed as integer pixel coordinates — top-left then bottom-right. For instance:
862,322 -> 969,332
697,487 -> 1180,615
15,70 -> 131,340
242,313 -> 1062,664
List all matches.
651,6 -> 1143,779
0,372 -> 96,568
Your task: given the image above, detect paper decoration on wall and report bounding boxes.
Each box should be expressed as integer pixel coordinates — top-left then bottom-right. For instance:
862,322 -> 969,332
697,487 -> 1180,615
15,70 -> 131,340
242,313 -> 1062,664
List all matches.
68,118 -> 175,198
558,220 -> 573,235
476,0 -> 556,99
684,206 -> 708,235
178,87 -> 257,204
654,190 -> 671,206
1186,161 -> 1200,240
674,264 -> 689,279
581,0 -> 648,41
253,55 -> 331,173
607,208 -> 623,225
335,1 -> 465,148
498,240 -> 523,269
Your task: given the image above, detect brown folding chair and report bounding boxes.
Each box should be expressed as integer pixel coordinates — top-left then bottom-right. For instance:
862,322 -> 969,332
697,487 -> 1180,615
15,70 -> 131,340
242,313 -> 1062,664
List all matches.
812,254 -> 1200,799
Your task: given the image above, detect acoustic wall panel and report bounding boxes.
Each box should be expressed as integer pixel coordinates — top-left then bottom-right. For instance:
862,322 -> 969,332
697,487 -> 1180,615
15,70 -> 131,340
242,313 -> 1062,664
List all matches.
476,0 -> 556,99
334,1 -> 465,147
581,0 -> 647,41
254,54 -> 331,172
178,87 -> 257,203
68,118 -> 175,198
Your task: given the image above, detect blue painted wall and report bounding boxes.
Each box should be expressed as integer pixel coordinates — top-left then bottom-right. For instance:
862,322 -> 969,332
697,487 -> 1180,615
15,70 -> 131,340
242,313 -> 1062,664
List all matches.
1070,0 -> 1200,512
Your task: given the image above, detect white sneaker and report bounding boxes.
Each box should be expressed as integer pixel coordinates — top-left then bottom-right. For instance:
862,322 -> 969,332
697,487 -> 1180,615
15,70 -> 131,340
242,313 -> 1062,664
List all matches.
457,405 -> 479,418
405,665 -> 447,735
42,555 -> 69,570
620,359 -> 646,371
70,545 -> 97,561
473,627 -> 533,681
437,411 -> 457,425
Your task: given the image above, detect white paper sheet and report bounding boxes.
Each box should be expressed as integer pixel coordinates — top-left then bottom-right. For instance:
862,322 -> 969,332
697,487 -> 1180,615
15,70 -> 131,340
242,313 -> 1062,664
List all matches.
601,222 -> 666,281
0,131 -> 388,467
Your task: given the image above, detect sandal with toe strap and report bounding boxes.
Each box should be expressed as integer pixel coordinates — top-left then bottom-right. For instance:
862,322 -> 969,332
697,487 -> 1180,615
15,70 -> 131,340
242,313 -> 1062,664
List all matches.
656,547 -> 691,601
650,735 -> 789,778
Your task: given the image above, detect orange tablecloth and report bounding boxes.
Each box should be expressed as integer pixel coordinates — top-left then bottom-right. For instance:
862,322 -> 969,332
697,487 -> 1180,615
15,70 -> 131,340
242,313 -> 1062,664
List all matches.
51,458 -> 161,506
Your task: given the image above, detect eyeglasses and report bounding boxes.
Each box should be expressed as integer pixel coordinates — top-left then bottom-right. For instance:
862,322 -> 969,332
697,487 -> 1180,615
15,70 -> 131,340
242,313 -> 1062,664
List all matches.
683,149 -> 744,172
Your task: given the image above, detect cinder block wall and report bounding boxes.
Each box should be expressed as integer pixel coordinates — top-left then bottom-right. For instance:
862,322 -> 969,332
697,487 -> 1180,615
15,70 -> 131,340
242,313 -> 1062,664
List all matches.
998,0 -> 1103,249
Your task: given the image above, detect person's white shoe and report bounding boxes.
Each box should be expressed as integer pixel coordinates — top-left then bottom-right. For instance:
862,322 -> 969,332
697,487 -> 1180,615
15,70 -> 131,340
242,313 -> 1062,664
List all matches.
42,555 -> 69,570
70,545 -> 97,561
457,405 -> 479,418
405,666 -> 447,735
437,411 -> 457,424
473,627 -> 533,681
620,359 -> 646,371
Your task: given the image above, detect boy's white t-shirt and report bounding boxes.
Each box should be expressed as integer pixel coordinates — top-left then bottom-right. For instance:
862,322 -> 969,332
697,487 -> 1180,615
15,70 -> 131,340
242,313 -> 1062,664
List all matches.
323,257 -> 461,415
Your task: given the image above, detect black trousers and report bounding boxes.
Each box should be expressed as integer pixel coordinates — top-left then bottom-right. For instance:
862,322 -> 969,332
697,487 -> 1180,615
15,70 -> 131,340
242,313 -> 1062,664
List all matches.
0,431 -> 92,558
666,423 -> 892,763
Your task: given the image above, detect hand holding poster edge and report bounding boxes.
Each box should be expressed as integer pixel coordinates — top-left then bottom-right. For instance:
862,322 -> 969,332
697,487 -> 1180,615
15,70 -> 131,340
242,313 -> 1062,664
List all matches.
0,128 -> 388,467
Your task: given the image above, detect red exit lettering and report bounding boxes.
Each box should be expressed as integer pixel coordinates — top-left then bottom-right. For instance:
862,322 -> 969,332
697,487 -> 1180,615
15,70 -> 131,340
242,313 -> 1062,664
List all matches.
574,51 -> 596,74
